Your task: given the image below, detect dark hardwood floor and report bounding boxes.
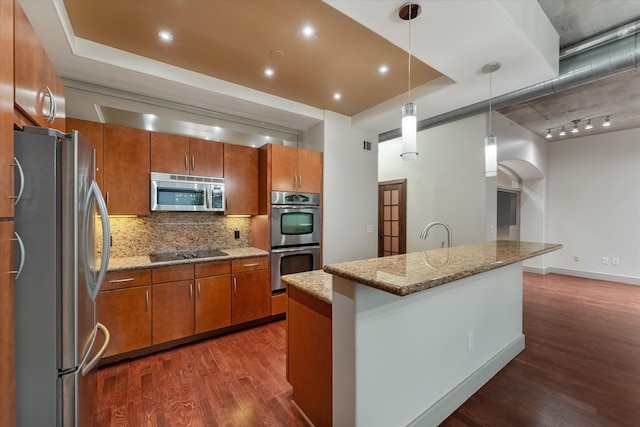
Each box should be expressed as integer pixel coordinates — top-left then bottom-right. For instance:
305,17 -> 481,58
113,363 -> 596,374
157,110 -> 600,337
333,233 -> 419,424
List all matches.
442,273 -> 640,427
95,273 -> 640,426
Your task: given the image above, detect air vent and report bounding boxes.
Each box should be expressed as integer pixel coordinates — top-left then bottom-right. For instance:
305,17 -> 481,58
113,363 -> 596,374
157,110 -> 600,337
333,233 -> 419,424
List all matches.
363,140 -> 372,151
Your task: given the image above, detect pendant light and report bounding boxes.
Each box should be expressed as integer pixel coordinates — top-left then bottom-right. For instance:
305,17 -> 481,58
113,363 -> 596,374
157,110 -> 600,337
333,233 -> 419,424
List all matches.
482,62 -> 500,177
399,3 -> 420,161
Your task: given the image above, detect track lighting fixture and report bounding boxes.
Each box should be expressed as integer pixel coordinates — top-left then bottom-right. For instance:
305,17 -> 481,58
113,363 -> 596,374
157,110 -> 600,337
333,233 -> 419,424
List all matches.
544,115 -> 613,139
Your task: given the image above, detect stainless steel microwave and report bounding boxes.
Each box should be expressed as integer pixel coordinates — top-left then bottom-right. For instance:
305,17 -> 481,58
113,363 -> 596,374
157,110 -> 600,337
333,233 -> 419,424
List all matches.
150,172 -> 225,212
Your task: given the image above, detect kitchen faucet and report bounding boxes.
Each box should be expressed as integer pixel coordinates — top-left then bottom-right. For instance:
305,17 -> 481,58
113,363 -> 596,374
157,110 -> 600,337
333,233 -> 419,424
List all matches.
420,222 -> 452,248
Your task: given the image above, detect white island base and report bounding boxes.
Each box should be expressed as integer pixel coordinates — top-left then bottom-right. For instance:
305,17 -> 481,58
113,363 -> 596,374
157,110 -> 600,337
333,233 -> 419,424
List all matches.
332,262 -> 525,426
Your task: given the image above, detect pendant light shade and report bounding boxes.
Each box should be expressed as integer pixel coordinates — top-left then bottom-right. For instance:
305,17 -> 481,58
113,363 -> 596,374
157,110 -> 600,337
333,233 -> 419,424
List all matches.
399,3 -> 420,161
482,62 -> 500,177
401,102 -> 417,161
484,135 -> 497,177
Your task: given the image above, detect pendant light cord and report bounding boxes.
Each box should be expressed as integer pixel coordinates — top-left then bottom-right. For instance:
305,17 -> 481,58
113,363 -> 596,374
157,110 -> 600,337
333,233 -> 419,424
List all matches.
488,71 -> 492,136
408,7 -> 412,103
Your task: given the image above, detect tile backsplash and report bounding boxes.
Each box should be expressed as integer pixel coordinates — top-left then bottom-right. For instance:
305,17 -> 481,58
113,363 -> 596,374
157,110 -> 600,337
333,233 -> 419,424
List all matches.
103,213 -> 251,257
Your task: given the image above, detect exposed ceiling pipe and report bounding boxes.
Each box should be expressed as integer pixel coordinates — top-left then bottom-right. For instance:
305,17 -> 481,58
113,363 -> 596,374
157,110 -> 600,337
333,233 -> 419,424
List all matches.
379,19 -> 640,143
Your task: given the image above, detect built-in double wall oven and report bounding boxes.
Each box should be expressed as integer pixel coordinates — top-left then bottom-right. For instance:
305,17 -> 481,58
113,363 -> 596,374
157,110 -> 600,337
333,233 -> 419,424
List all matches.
270,191 -> 321,293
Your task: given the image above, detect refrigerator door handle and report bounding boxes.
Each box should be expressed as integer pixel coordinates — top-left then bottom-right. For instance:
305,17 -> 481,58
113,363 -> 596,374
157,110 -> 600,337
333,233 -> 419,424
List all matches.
12,157 -> 25,205
11,232 -> 26,279
83,181 -> 111,300
80,322 -> 110,376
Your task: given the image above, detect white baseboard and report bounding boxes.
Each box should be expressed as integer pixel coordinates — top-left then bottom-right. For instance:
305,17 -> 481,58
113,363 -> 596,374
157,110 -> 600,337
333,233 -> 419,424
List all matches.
522,265 -> 550,274
407,335 -> 526,427
547,267 -> 640,285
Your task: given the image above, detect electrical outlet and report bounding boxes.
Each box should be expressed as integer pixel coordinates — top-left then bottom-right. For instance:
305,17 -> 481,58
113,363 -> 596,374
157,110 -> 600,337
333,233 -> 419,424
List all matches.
366,225 -> 373,234
234,230 -> 240,239
573,255 -> 580,262
612,258 -> 620,266
602,257 -> 609,265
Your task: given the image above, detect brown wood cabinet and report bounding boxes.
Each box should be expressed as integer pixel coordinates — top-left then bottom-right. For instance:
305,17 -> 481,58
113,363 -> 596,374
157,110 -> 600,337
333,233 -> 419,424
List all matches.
0,0 -> 14,219
0,220 -> 15,427
224,143 -> 258,215
14,3 -> 65,130
66,118 -> 104,190
231,257 -> 270,325
103,124 -> 150,215
270,144 -> 323,193
195,275 -> 231,333
97,285 -> 152,358
152,279 -> 195,344
150,132 -> 223,177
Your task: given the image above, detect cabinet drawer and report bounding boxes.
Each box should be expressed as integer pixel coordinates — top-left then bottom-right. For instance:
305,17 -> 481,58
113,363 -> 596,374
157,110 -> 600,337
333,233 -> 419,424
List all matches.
152,264 -> 194,284
195,260 -> 231,278
232,257 -> 268,273
103,269 -> 151,291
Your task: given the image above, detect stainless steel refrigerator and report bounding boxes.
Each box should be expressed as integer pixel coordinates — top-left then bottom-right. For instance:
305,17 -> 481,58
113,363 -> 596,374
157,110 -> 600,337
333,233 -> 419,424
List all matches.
14,126 -> 111,427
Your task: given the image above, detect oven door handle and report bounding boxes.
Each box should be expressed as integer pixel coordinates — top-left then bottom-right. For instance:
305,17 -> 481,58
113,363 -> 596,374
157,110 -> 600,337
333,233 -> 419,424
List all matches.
271,204 -> 320,209
271,245 -> 320,254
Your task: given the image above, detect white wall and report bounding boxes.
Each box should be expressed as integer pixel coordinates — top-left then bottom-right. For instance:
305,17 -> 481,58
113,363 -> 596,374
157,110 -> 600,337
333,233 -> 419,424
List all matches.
548,127 -> 640,284
322,111 -> 378,264
378,115 -> 488,251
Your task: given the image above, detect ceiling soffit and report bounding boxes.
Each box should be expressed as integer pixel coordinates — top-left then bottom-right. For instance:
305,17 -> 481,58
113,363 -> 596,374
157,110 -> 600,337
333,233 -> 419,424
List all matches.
62,0 -> 441,117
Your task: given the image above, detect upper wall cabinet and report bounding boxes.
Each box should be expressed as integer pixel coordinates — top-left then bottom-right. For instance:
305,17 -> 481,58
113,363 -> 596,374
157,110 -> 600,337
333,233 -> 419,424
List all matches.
0,0 -> 14,220
271,144 -> 323,194
66,118 -> 104,190
103,124 -> 150,216
224,143 -> 258,215
150,132 -> 223,177
14,3 -> 65,130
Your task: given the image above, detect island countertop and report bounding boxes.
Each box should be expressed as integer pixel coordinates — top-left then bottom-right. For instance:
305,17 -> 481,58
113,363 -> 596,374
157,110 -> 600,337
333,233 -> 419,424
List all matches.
282,270 -> 333,304
323,240 -> 562,297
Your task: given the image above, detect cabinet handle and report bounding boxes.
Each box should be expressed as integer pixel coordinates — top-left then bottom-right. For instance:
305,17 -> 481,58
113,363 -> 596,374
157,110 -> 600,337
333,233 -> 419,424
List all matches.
11,157 -> 25,205
233,277 -> 237,294
293,174 -> 297,189
108,278 -> 134,284
191,156 -> 195,171
11,232 -> 26,279
43,86 -> 55,123
243,263 -> 259,267
105,191 -> 109,206
185,155 -> 188,171
145,290 -> 149,311
190,283 -> 193,300
197,282 -> 201,299
299,174 -> 302,189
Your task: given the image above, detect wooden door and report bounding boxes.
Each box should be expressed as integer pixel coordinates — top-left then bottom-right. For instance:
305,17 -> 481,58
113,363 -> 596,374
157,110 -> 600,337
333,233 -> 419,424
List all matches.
195,275 -> 231,333
378,179 -> 407,257
0,220 -> 15,427
150,132 -> 189,174
297,148 -> 323,193
189,138 -> 223,177
66,118 -> 104,190
224,143 -> 258,214
231,269 -> 270,325
152,280 -> 194,344
103,124 -> 150,215
97,286 -> 151,357
270,144 -> 298,192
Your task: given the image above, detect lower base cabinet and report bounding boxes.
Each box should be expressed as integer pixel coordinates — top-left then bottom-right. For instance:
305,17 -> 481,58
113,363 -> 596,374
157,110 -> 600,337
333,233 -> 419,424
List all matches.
152,280 -> 194,345
97,285 -> 152,358
195,275 -> 231,334
232,269 -> 270,325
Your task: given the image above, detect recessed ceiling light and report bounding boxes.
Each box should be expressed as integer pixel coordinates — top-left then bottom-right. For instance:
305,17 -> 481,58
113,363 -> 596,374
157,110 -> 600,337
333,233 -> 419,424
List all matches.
158,30 -> 173,42
264,68 -> 275,77
603,116 -> 611,127
302,25 -> 315,38
333,92 -> 342,101
545,129 -> 552,139
379,65 -> 389,74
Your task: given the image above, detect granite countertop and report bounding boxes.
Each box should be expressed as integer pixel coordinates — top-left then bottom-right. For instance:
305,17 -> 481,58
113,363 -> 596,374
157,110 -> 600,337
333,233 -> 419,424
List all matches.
282,270 -> 333,304
323,240 -> 562,297
105,247 -> 268,271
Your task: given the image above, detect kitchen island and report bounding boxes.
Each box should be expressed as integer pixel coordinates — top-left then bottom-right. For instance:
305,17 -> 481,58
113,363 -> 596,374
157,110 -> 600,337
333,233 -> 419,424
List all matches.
284,240 -> 561,427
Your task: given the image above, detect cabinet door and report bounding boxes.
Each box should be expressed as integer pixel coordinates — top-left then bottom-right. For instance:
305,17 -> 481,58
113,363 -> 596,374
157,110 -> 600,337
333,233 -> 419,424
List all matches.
231,269 -> 270,325
103,124 -> 150,215
0,0 -> 14,219
97,286 -> 151,357
224,144 -> 258,215
14,4 -> 65,129
270,144 -> 298,192
297,149 -> 323,194
189,138 -> 223,177
66,118 -> 104,190
151,132 -> 190,174
0,220 -> 15,427
152,280 -> 194,344
195,275 -> 231,334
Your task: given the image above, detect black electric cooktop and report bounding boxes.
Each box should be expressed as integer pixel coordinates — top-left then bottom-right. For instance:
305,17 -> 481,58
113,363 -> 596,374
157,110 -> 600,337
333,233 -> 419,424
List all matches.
149,249 -> 228,263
